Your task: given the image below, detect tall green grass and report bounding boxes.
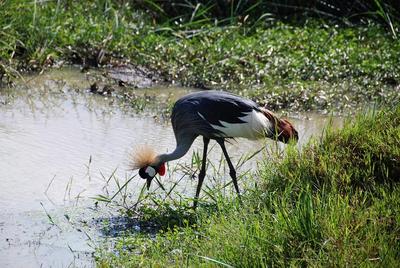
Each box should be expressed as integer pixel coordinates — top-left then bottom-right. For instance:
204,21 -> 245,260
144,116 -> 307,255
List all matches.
131,0 -> 400,33
0,0 -> 148,71
1,1 -> 399,111
98,106 -> 400,267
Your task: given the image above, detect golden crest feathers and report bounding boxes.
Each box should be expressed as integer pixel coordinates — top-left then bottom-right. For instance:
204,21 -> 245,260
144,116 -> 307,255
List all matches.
129,145 -> 157,170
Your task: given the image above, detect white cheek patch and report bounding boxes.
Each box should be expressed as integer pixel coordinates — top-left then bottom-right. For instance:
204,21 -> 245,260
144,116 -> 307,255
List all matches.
145,166 -> 156,177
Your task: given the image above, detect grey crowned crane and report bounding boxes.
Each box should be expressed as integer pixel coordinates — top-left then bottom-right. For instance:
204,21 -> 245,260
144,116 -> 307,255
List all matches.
132,90 -> 298,207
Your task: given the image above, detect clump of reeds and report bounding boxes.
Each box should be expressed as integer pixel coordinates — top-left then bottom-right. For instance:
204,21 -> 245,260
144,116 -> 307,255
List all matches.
98,106 -> 400,267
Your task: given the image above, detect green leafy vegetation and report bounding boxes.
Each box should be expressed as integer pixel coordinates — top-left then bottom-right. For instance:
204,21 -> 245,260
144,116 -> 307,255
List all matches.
1,1 -> 400,111
98,106 -> 400,267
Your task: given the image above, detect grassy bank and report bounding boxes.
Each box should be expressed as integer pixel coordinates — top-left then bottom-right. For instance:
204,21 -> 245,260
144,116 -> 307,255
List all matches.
1,1 -> 400,111
98,106 -> 400,267
2,2 -> 399,266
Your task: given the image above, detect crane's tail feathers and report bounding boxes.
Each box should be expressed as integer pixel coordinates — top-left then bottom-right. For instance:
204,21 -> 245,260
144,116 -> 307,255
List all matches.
260,106 -> 298,143
129,145 -> 157,170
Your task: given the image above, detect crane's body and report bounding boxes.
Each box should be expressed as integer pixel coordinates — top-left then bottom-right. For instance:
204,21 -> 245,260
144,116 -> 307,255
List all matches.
171,91 -> 273,140
134,90 -> 298,207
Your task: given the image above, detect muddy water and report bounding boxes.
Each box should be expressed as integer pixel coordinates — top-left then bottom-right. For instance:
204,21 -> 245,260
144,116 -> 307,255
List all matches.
0,67 -> 343,267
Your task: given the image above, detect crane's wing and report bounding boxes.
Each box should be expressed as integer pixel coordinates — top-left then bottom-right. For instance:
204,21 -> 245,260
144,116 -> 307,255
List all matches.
171,91 -> 261,139
191,91 -> 257,126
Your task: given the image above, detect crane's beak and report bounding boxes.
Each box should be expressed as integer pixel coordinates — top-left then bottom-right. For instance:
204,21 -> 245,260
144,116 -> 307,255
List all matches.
145,176 -> 164,191
146,178 -> 152,190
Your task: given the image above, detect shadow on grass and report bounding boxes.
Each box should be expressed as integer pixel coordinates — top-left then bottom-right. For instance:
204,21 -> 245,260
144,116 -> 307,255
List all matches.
95,200 -> 223,238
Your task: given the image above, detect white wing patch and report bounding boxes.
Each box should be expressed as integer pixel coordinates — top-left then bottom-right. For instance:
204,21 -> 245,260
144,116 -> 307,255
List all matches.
203,110 -> 272,140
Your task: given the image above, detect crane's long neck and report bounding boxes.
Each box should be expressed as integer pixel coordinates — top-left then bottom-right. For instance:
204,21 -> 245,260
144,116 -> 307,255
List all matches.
155,135 -> 196,165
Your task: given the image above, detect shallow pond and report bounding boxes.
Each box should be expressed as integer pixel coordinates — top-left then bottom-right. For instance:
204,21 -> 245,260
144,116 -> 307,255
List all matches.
0,67 -> 343,267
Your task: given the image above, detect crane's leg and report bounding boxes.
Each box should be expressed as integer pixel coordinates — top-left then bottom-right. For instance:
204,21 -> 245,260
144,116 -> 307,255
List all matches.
216,138 -> 241,197
194,137 -> 210,208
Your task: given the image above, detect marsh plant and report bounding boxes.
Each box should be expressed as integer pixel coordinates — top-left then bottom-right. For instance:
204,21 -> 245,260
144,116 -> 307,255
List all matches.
93,141 -> 271,231
97,106 -> 400,267
1,1 -> 400,112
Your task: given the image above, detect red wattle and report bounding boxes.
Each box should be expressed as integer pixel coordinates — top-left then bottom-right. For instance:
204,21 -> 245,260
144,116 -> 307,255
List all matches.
158,163 -> 166,176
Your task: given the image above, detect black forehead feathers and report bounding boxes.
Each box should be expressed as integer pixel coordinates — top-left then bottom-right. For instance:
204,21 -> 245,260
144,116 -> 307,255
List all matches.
139,167 -> 148,179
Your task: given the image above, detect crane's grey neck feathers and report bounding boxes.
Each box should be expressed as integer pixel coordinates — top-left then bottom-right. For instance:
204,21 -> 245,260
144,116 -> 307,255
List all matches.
155,135 -> 196,166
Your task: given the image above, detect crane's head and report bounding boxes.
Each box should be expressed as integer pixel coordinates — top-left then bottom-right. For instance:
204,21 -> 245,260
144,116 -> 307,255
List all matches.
130,145 -> 166,189
138,164 -> 166,189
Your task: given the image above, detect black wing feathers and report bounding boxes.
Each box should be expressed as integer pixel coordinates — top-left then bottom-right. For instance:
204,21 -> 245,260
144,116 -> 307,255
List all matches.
171,91 -> 259,138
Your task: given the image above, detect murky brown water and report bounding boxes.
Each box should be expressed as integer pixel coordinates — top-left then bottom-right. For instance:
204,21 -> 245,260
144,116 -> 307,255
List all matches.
0,67 -> 343,267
